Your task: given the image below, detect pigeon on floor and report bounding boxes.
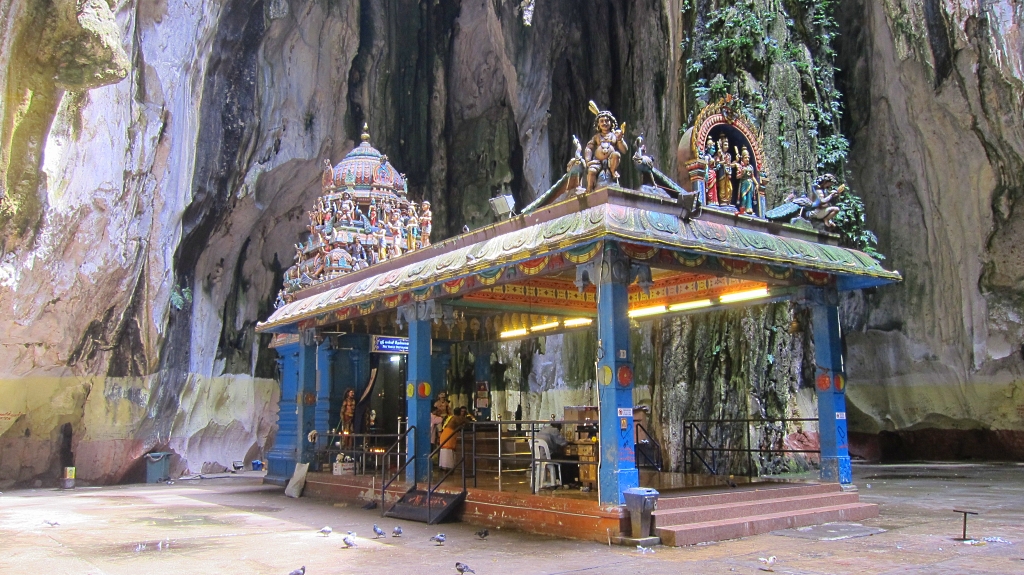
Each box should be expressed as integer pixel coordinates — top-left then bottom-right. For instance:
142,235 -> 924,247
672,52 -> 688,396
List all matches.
373,524 -> 385,538
343,532 -> 357,548
475,529 -> 489,540
455,562 -> 476,574
43,520 -> 59,527
636,545 -> 655,554
430,533 -> 446,546
318,526 -> 332,537
288,567 -> 305,575
758,555 -> 776,572
392,526 -> 403,537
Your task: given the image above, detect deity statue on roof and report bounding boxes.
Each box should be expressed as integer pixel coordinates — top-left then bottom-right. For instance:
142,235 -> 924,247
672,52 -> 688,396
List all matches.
368,198 -> 379,228
764,173 -> 847,229
419,201 -> 432,246
585,101 -> 629,192
735,148 -> 758,214
322,159 -> 334,188
701,136 -> 718,205
714,134 -> 733,205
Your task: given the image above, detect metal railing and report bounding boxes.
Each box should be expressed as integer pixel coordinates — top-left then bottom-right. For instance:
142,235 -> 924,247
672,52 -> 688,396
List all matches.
634,422 -> 663,471
683,417 -> 820,477
464,420 -> 600,495
380,425 -> 416,509
315,430 -> 407,475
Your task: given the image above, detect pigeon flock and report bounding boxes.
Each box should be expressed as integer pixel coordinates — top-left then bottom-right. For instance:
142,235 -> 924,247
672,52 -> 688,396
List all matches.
295,521 -> 492,574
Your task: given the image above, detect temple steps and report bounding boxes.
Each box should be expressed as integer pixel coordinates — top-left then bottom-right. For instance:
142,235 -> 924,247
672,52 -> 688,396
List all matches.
653,483 -> 878,546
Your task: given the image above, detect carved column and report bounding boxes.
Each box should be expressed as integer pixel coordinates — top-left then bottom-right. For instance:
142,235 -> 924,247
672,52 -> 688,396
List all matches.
805,287 -> 853,485
315,342 -> 335,445
399,301 -> 435,483
593,241 -> 640,504
297,332 -> 319,465
266,340 -> 300,485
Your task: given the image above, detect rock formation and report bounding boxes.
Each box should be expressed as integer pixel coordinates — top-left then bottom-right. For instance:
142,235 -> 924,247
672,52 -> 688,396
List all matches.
0,0 -> 1021,486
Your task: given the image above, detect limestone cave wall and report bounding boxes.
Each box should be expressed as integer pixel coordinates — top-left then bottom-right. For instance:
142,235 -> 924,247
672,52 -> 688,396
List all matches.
0,0 -> 1021,486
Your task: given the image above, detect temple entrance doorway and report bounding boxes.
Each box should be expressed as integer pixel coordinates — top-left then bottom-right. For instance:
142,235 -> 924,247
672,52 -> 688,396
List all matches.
368,352 -> 406,436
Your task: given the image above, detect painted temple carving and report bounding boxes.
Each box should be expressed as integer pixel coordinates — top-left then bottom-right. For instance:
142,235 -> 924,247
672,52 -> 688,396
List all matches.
678,95 -> 769,217
279,97 -> 859,312
277,125 -> 432,307
765,173 -> 847,229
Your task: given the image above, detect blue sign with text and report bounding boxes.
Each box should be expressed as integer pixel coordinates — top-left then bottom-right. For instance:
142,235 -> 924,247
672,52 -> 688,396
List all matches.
372,335 -> 409,354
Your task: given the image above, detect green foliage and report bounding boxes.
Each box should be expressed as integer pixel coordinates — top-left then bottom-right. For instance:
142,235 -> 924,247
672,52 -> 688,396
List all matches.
833,188 -> 884,260
692,75 -> 730,105
170,284 -> 193,311
692,1 -> 769,74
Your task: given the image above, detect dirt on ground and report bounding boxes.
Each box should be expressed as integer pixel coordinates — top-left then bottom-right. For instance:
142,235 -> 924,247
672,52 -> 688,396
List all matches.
0,463 -> 1021,575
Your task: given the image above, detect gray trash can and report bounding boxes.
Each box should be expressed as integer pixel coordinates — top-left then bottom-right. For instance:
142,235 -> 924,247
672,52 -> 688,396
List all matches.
623,487 -> 659,538
145,452 -> 172,483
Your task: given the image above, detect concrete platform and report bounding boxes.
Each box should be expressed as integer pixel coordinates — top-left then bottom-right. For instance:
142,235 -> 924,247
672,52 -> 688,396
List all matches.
1,463 -> 1022,574
654,483 -> 879,546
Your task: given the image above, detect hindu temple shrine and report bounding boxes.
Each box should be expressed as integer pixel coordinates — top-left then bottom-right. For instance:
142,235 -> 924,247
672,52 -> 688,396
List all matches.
256,97 -> 901,545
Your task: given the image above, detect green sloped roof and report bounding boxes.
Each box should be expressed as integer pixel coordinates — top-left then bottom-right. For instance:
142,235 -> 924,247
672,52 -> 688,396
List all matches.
257,198 -> 899,333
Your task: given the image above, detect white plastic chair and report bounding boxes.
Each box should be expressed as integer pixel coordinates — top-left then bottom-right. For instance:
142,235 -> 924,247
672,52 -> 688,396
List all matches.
531,438 -> 561,489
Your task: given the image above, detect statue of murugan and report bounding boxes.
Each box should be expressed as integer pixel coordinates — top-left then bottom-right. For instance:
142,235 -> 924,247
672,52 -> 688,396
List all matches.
585,101 -> 628,191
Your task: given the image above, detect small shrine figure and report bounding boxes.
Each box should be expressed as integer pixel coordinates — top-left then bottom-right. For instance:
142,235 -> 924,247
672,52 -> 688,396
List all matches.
310,249 -> 327,279
275,288 -> 288,309
735,148 -> 757,214
764,173 -> 847,229
714,134 -> 733,205
319,209 -> 337,244
806,174 -> 846,227
386,211 -> 404,256
368,198 -> 379,228
339,190 -> 356,224
701,136 -> 718,205
340,388 -> 357,447
371,227 -> 385,261
351,242 -> 369,270
405,216 -> 419,251
585,101 -> 628,191
322,159 -> 335,188
419,201 -> 432,246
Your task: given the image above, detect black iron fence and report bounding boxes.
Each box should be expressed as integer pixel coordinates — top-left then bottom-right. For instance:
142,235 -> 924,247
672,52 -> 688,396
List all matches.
683,417 -> 820,477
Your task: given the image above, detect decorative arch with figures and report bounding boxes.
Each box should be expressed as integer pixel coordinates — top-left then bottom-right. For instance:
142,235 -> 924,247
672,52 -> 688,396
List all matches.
677,95 -> 769,217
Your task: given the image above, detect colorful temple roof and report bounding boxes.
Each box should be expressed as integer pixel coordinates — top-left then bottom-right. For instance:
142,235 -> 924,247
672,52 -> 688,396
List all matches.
257,186 -> 900,334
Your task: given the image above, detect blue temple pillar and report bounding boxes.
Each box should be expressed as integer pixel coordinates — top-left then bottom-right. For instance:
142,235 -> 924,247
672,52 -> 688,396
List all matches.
297,333 -> 319,465
266,339 -> 300,485
431,349 -> 451,398
315,342 -> 335,444
808,288 -> 852,484
401,303 -> 434,483
592,242 -> 639,505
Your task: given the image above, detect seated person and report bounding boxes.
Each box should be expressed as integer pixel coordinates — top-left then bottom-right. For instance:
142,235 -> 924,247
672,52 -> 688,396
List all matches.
536,423 -> 568,458
458,406 -> 476,422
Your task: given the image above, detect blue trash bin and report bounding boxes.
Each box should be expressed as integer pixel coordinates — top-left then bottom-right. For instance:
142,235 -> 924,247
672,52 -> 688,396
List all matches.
251,460 -> 264,471
145,452 -> 172,483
